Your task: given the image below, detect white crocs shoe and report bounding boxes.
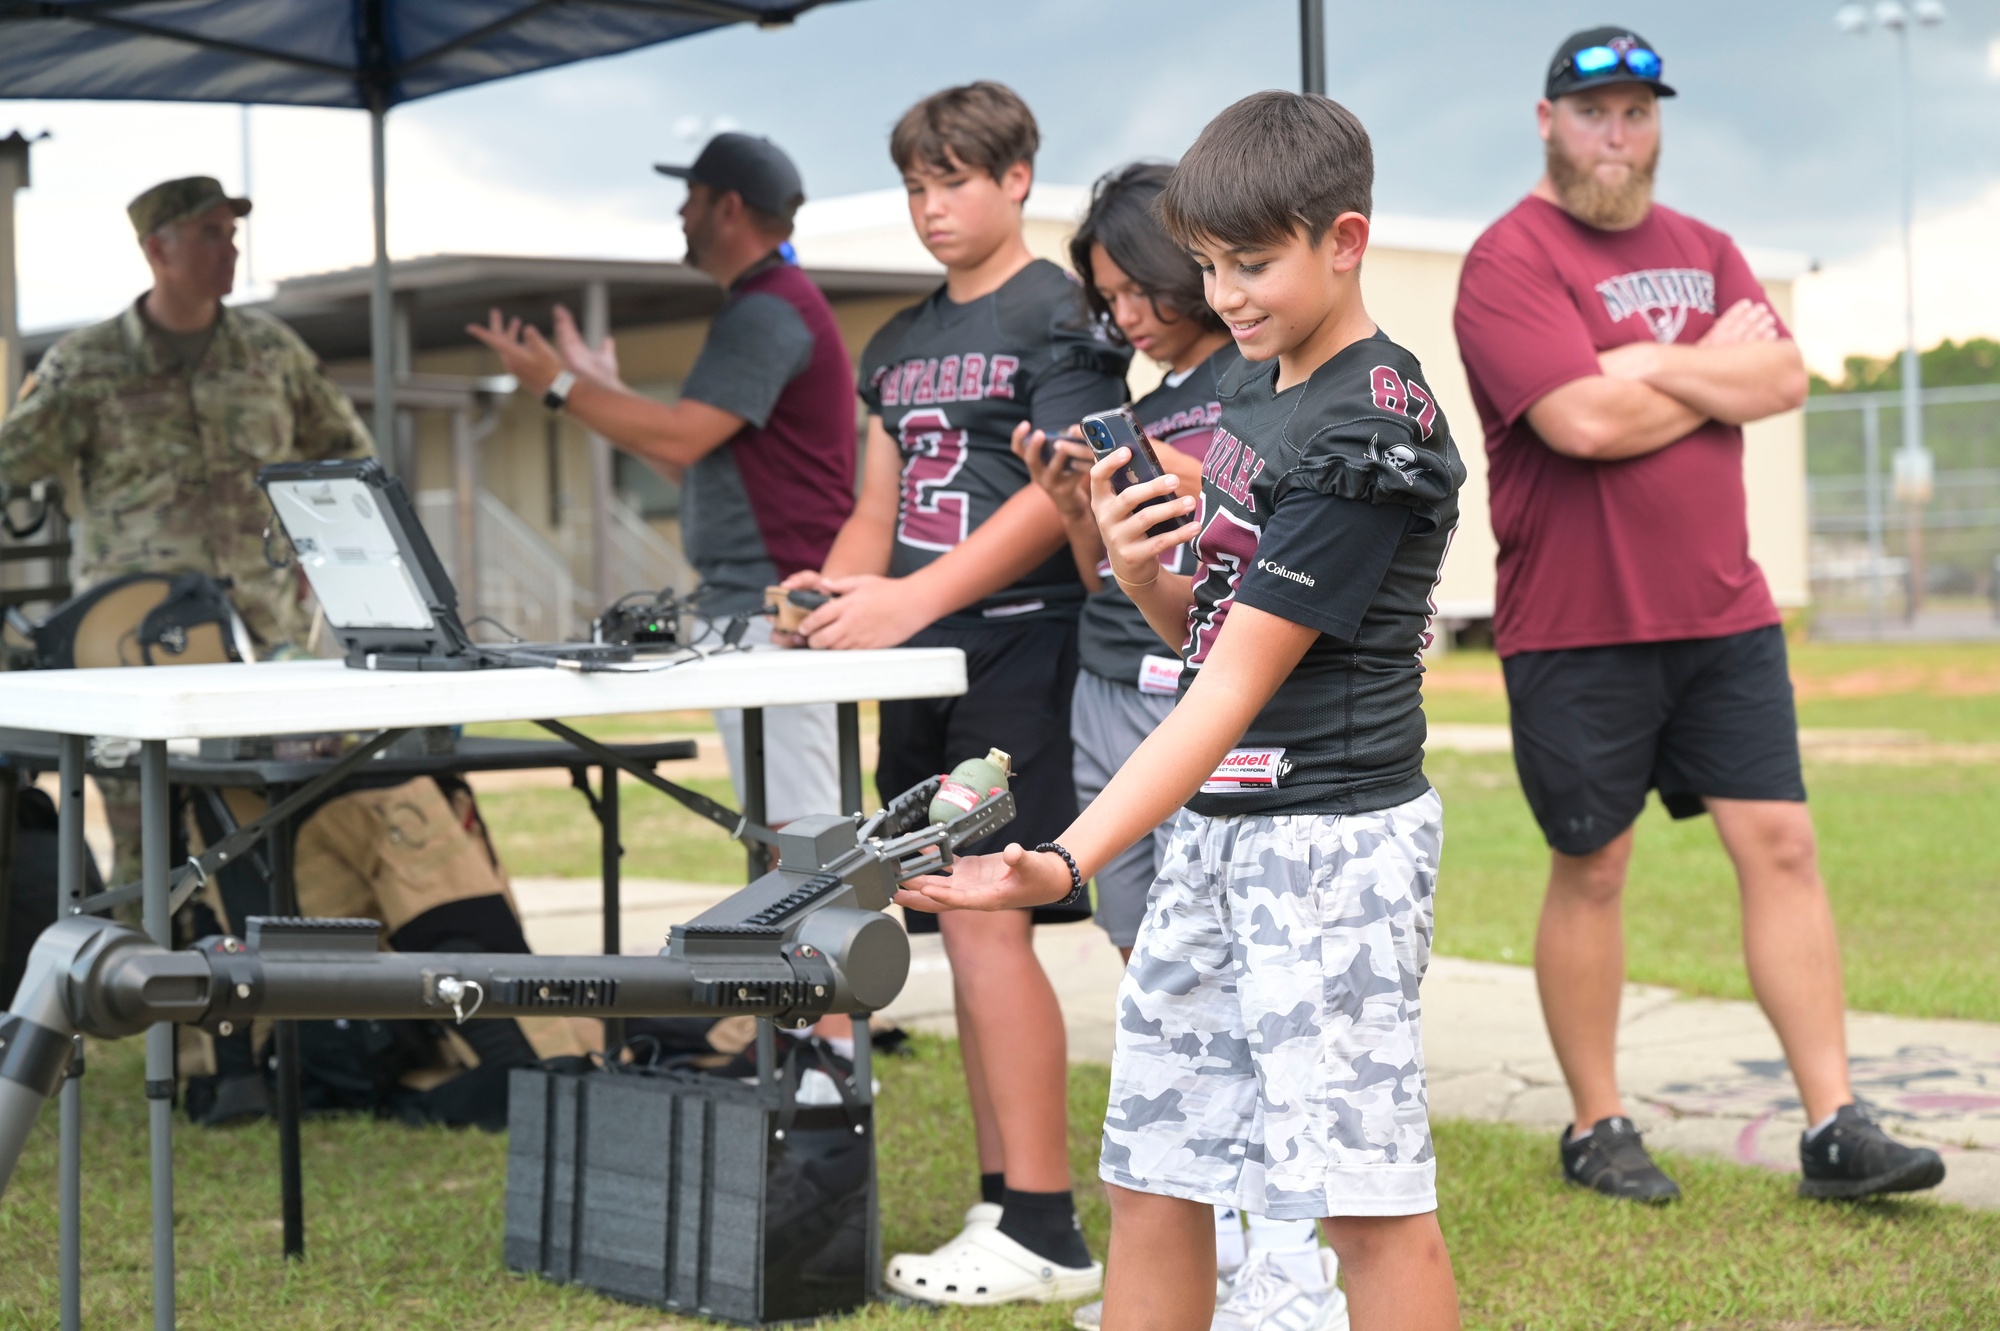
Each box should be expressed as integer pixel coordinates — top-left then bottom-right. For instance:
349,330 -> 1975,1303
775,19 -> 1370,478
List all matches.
886,1224 -> 1103,1306
1211,1250 -> 1346,1331
962,1201 -> 1002,1230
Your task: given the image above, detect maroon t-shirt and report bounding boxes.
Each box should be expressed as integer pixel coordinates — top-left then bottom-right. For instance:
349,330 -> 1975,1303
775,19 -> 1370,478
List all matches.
1453,195 -> 1784,657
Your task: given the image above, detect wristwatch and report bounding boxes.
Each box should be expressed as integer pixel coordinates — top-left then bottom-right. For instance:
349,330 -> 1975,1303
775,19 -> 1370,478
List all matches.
542,370 -> 577,412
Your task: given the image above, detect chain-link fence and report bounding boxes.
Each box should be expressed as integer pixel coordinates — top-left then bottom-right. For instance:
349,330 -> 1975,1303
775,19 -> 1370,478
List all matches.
1806,383 -> 2000,636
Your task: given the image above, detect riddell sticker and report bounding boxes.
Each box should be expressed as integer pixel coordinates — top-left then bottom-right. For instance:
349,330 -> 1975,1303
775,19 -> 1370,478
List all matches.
1137,654 -> 1183,696
1200,747 -> 1289,793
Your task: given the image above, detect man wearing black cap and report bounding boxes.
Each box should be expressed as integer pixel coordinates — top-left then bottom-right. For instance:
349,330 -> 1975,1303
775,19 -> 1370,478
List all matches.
1453,29 -> 1945,1205
470,133 -> 855,831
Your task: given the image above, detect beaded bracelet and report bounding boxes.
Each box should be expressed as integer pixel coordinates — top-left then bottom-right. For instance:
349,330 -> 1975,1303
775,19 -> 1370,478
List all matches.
1034,841 -> 1086,907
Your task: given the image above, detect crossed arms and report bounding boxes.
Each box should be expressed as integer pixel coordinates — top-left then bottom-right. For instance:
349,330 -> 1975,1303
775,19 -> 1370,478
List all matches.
1525,298 -> 1808,461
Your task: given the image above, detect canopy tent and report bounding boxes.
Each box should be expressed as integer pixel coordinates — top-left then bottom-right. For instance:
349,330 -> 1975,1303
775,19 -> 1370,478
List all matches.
0,0 -> 852,459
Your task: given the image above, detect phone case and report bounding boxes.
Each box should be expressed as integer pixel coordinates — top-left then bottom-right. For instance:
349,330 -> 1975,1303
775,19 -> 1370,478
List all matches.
1081,409 -> 1194,537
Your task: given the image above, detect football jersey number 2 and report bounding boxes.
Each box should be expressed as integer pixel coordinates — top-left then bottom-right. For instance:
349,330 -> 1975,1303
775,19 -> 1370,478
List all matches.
896,409 -> 971,551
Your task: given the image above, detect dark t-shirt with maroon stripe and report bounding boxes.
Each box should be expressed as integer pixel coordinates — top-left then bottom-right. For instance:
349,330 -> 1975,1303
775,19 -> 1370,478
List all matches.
1076,344 -> 1234,688
858,259 -> 1130,627
679,259 -> 856,614
1180,331 -> 1464,818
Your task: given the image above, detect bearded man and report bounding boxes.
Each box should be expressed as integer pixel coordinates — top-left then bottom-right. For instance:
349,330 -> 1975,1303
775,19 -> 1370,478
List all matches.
1452,27 -> 1943,1205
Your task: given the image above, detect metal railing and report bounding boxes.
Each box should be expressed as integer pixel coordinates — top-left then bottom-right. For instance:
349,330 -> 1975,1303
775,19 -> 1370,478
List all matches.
415,489 -> 577,643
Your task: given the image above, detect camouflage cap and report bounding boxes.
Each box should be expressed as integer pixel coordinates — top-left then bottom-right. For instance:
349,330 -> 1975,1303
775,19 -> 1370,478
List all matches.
127,176 -> 251,238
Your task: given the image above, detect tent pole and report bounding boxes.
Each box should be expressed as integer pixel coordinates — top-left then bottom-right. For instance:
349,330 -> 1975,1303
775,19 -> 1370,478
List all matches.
1300,0 -> 1326,96
369,101 -> 394,469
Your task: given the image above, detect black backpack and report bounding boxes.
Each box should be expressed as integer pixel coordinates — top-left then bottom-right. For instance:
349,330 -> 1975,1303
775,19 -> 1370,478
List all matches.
1,782 -> 107,1006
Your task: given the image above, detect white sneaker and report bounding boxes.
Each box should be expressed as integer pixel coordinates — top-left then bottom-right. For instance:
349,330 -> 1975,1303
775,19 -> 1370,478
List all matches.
885,1224 -> 1103,1306
1070,1262 -> 1258,1329
1211,1250 -> 1347,1331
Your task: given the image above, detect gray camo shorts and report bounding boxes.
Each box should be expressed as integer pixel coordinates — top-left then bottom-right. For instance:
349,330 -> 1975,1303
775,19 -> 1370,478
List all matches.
1099,789 -> 1443,1219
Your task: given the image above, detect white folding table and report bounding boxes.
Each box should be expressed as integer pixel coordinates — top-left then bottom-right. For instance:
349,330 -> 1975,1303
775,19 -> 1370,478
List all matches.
0,647 -> 966,1331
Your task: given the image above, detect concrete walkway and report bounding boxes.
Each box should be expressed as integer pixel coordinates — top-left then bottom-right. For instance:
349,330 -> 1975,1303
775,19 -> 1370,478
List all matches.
514,876 -> 2000,1211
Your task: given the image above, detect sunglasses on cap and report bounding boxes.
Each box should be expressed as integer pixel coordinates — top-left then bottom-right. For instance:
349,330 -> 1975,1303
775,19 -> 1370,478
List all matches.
1569,44 -> 1663,82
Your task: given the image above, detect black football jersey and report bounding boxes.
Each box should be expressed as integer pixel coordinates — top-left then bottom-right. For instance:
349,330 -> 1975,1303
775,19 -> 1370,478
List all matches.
859,259 -> 1130,626
1179,330 -> 1465,818
1076,344 -> 1236,690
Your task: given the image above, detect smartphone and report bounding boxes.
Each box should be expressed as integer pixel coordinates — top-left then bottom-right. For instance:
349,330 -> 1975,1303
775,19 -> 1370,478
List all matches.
1039,428 -> 1085,470
1081,408 -> 1194,537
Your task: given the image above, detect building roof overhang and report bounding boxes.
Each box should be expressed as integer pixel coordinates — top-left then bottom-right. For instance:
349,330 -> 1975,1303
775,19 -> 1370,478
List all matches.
21,252 -> 941,366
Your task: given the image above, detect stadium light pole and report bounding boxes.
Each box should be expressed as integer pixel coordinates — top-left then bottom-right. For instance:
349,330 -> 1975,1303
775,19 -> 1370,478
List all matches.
1836,0 -> 1944,618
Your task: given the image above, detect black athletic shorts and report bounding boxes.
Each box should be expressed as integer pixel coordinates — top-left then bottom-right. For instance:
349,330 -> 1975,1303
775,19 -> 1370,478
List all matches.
878,617 -> 1087,933
1502,624 -> 1806,857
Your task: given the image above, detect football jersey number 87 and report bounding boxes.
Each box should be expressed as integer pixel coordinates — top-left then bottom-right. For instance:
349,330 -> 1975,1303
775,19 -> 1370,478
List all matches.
895,408 -> 971,551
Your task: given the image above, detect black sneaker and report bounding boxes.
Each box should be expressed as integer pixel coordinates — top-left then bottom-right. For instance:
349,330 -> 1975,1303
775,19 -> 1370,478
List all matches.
1798,1103 -> 1945,1200
1560,1116 -> 1682,1203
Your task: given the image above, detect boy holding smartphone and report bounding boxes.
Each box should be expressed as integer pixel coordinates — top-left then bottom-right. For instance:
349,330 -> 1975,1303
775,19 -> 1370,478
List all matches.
784,81 -> 1128,1304
901,92 -> 1466,1331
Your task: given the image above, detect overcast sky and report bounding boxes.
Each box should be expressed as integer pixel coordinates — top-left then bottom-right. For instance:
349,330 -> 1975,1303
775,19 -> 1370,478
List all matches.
6,0 -> 2000,371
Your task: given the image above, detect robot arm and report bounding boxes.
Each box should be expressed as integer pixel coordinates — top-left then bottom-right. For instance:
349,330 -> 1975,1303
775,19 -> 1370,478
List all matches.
0,781 -> 1012,1201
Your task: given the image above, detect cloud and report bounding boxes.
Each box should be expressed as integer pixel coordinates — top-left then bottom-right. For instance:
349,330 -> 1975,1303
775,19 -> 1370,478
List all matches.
1794,181 -> 2000,377
10,101 -> 679,331
6,0 -> 1999,371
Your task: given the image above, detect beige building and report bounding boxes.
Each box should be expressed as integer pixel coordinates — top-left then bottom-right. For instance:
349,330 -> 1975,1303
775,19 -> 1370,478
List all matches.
17,186 -> 1809,644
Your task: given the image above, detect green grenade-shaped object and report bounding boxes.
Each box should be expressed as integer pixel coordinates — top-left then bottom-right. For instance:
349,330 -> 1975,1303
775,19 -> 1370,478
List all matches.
930,747 -> 1012,823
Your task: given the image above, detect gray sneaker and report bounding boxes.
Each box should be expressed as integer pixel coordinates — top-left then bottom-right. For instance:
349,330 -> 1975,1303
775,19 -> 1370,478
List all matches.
1212,1250 -> 1346,1331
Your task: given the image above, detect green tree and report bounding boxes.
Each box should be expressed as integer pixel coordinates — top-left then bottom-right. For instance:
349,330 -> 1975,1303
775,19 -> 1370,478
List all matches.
1810,337 -> 2000,395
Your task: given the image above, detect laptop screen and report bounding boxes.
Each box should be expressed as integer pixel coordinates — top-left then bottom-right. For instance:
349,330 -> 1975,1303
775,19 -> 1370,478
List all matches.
264,475 -> 435,631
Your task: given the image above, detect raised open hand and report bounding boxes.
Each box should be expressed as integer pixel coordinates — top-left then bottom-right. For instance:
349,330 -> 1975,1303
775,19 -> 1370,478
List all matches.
464,308 -> 562,395
893,843 -> 1074,914
551,304 -> 623,386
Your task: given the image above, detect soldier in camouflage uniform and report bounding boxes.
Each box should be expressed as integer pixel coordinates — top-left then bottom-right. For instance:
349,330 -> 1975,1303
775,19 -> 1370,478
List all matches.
0,181 -> 589,1119
0,175 -> 372,649
0,175 -> 370,890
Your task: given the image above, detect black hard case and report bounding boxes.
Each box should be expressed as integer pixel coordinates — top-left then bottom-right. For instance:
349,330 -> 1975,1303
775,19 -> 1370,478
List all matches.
504,1059 -> 873,1325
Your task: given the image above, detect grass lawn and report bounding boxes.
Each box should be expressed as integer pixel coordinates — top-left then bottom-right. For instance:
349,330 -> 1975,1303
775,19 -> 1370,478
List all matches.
4,1035 -> 1997,1330
1427,751 -> 2000,1023
481,774 -> 751,885
1423,637 -> 2000,739
475,752 -> 2000,1025
465,708 -> 721,743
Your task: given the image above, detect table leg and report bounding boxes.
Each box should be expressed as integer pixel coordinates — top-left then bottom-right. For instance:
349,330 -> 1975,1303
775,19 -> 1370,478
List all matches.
267,792 -> 304,1260
851,1012 -> 879,1300
140,741 -> 175,1331
836,702 -> 863,817
743,707 -> 767,880
56,734 -> 86,1331
599,764 -> 622,1050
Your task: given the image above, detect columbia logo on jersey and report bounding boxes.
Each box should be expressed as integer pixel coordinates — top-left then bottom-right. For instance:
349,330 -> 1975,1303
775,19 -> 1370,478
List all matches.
873,353 -> 1020,407
1594,267 -> 1717,343
1257,559 -> 1315,587
1202,428 -> 1266,510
